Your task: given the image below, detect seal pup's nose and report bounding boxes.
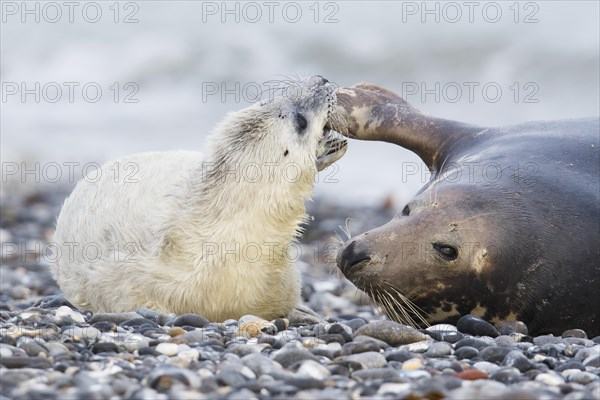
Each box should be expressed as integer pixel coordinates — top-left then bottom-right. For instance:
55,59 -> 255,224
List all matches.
337,240 -> 371,277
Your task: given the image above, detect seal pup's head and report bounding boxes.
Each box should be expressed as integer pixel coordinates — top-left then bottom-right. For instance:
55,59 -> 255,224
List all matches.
204,75 -> 347,196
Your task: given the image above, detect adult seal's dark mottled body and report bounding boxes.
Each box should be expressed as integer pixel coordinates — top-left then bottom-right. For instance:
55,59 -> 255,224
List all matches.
331,83 -> 600,336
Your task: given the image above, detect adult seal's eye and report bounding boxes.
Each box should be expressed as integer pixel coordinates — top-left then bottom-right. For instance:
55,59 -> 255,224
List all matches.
433,243 -> 458,261
295,113 -> 308,132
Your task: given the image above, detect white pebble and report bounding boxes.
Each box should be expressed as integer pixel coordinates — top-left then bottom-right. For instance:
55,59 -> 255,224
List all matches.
378,383 -> 411,395
473,361 -> 500,374
122,334 -> 149,352
296,360 -> 330,380
407,341 -> 430,353
535,373 -> 565,386
55,306 -> 85,324
561,369 -> 582,378
177,348 -> 199,362
156,342 -> 179,356
0,347 -> 12,357
426,324 -> 457,332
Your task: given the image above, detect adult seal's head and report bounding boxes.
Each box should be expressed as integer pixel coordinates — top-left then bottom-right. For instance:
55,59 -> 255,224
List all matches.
331,83 -> 600,336
52,75 -> 347,322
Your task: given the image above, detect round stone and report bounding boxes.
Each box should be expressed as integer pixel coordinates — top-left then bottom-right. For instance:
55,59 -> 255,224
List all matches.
456,315 -> 499,337
490,367 -> 521,384
562,329 -> 587,339
535,372 -> 565,386
55,306 -> 85,324
480,346 -> 513,363
171,314 -> 209,328
272,344 -> 319,368
91,342 -> 119,354
351,368 -> 401,382
385,350 -> 413,363
156,342 -> 179,356
503,350 -> 535,372
583,354 -> 600,367
452,369 -> 488,380
401,358 -> 423,371
455,346 -> 479,360
454,337 -> 491,350
296,360 -> 330,380
334,351 -> 387,370
568,371 -> 599,384
425,342 -> 452,358
496,321 -> 528,336
353,321 -> 430,346
555,361 -> 585,372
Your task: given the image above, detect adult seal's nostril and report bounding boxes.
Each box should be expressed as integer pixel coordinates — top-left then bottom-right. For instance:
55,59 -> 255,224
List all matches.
338,240 -> 371,276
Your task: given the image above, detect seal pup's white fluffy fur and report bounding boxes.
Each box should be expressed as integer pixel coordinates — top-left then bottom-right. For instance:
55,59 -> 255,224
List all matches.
52,76 -> 346,321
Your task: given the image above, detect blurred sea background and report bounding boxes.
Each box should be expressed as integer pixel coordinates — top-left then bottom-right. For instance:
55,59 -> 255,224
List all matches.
2,0 -> 599,208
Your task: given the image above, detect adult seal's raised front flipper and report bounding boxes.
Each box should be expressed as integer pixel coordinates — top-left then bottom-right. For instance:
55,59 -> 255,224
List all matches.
331,83 -> 600,336
329,83 -> 483,171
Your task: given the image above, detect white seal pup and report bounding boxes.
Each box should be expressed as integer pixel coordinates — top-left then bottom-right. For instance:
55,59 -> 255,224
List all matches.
52,76 -> 347,321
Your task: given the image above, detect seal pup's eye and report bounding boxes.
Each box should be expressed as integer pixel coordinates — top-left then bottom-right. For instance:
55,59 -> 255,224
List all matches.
433,243 -> 458,261
401,204 -> 410,216
295,113 -> 308,132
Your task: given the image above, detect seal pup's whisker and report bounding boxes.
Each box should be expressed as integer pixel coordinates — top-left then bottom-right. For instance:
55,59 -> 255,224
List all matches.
338,218 -> 353,241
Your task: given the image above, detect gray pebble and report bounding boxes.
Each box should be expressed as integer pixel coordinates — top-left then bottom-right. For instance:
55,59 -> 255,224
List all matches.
88,312 -> 141,325
341,338 -> 382,355
344,318 -> 367,331
503,350 -> 535,372
242,353 -> 280,376
496,320 -> 529,336
456,314 -> 499,337
0,356 -> 52,369
135,307 -> 162,321
454,337 -> 490,350
568,371 -> 599,384
18,340 -> 47,356
583,354 -> 600,367
272,343 -> 319,368
295,359 -> 330,380
216,370 -> 247,387
351,367 -> 402,382
92,342 -> 119,354
354,321 -> 430,346
425,342 -> 453,358
480,346 -> 513,363
533,334 -> 565,346
172,313 -> 210,328
562,329 -> 588,339
556,361 -> 585,372
490,366 -> 522,384
454,346 -> 479,360
334,351 -> 387,370
385,350 -> 413,363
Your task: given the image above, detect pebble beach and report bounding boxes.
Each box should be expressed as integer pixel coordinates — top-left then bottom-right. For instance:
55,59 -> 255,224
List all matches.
1,186 -> 599,400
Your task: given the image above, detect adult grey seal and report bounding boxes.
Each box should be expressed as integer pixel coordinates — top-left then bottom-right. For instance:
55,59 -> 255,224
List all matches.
331,83 -> 599,336
52,76 -> 347,322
